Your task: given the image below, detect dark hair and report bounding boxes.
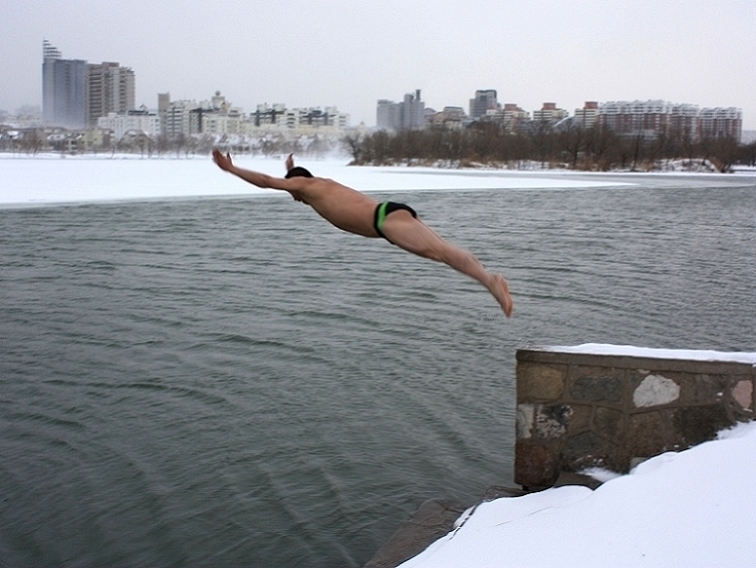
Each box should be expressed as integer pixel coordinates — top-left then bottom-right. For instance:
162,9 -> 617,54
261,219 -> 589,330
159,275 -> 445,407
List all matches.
285,166 -> 313,179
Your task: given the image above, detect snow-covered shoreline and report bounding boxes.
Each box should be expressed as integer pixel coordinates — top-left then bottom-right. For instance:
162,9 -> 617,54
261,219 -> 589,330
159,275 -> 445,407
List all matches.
2,154 -> 754,209
540,343 -> 756,365
399,421 -> 756,568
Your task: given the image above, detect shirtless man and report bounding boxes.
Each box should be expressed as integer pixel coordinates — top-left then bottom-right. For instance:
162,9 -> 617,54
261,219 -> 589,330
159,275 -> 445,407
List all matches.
212,150 -> 513,317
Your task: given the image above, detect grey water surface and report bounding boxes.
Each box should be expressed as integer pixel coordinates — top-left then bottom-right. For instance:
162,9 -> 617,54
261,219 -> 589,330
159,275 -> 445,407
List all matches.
1,176 -> 755,567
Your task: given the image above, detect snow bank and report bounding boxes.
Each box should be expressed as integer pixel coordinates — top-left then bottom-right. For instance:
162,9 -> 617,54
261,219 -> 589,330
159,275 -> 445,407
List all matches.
542,343 -> 756,365
400,421 -> 756,568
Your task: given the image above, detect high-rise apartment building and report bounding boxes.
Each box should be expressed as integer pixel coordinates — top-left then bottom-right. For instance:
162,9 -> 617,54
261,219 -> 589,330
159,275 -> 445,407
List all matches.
42,41 -> 136,129
376,90 -> 425,130
42,40 -> 88,129
597,100 -> 742,141
698,107 -> 742,141
501,104 -> 529,132
88,62 -> 135,126
533,102 -> 568,123
469,90 -> 499,119
574,102 -> 599,129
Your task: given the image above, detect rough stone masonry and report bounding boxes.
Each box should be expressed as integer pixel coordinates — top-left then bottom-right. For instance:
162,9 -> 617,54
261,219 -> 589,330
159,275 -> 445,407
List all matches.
515,346 -> 756,489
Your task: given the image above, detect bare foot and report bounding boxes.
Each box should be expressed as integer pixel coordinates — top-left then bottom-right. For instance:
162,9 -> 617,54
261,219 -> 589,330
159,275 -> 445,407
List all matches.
489,274 -> 513,317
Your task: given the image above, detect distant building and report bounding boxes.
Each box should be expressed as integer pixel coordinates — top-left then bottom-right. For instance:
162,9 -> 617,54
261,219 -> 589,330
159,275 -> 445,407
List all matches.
193,91 -> 244,135
376,90 -> 425,130
597,100 -> 742,141
250,103 -> 287,129
667,103 -> 700,140
279,106 -> 349,131
0,106 -> 43,129
377,99 -> 400,130
533,103 -> 568,123
161,98 -> 197,139
88,62 -> 135,127
574,102 -> 599,129
471,102 -> 530,132
245,101 -> 349,134
429,106 -> 467,128
157,93 -> 349,138
42,40 -> 88,129
500,103 -> 530,132
157,93 -> 171,136
698,107 -> 743,142
42,41 -> 136,129
598,100 -> 674,138
97,107 -> 160,141
469,90 -> 499,119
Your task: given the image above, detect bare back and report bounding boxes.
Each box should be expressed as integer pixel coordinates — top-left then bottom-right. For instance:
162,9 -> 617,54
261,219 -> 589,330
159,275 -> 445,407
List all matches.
291,178 -> 380,237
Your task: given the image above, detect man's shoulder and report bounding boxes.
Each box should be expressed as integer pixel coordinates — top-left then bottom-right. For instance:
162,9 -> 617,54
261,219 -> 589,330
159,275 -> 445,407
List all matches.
308,176 -> 345,189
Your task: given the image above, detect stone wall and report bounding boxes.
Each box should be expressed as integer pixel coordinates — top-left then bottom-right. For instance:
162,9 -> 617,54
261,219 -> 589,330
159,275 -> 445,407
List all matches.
515,345 -> 756,490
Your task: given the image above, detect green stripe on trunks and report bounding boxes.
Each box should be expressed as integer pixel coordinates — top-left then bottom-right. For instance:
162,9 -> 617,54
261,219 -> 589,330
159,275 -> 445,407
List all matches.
376,201 -> 389,232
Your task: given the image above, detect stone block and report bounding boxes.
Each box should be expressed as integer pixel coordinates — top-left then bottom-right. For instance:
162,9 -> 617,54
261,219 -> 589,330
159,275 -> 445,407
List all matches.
569,374 -> 623,403
560,431 -> 602,468
517,363 -> 565,402
673,405 -> 732,446
626,411 -> 668,458
678,374 -> 726,405
515,441 -> 559,489
732,380 -> 754,410
633,374 -> 680,408
594,407 -> 624,442
516,404 -> 535,439
567,404 -> 593,435
533,404 -> 572,440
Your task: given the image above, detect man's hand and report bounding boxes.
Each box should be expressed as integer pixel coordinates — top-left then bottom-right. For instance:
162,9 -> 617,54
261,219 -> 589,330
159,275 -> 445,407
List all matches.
285,153 -> 294,172
212,149 -> 234,172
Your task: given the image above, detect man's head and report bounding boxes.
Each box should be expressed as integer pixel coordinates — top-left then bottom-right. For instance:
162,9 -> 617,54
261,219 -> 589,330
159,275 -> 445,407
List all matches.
285,166 -> 313,179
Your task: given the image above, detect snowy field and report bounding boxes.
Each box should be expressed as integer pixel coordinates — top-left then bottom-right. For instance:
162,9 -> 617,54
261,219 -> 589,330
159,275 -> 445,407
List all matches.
4,152 -> 754,208
1,153 -> 636,207
401,420 -> 756,568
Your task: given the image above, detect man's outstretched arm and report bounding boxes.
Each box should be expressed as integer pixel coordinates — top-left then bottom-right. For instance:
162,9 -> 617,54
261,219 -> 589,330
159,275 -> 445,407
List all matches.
213,149 -> 300,191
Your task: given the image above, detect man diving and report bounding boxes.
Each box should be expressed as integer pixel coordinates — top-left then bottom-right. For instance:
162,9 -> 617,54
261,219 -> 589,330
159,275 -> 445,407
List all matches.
212,150 -> 513,317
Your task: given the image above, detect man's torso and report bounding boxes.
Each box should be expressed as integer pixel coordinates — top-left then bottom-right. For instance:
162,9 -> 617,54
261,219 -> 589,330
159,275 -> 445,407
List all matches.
297,179 -> 380,237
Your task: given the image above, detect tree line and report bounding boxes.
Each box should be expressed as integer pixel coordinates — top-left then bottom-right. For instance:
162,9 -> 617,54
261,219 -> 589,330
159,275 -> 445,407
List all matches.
342,123 -> 756,172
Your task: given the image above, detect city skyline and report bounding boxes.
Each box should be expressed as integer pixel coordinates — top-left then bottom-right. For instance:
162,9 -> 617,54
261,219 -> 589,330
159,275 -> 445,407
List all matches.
2,0 -> 754,129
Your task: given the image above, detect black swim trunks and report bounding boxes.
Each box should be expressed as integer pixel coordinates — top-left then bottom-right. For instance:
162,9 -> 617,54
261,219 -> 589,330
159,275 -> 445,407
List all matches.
373,201 -> 417,243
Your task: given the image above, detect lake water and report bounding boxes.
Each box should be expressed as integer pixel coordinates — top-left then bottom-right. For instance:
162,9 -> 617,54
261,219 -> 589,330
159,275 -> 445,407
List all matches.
1,160 -> 754,567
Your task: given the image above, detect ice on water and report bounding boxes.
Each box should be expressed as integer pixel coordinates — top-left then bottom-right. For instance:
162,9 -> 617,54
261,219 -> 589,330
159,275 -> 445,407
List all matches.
0,154 -> 633,207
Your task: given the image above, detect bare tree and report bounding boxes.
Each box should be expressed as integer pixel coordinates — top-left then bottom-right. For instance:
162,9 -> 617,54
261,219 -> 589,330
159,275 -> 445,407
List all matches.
341,133 -> 363,163
710,136 -> 739,172
559,122 -> 584,169
528,120 -> 554,168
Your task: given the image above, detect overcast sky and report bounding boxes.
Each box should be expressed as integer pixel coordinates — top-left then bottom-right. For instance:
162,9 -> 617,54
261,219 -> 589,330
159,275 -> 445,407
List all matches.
2,0 -> 755,129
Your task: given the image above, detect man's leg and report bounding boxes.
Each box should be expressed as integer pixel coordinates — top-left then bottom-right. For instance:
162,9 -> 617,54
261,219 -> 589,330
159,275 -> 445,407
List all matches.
380,211 -> 513,317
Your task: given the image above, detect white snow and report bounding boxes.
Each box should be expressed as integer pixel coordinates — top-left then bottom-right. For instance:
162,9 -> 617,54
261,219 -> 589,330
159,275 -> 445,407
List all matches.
542,343 -> 756,365
0,154 -> 633,207
400,420 -> 756,568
